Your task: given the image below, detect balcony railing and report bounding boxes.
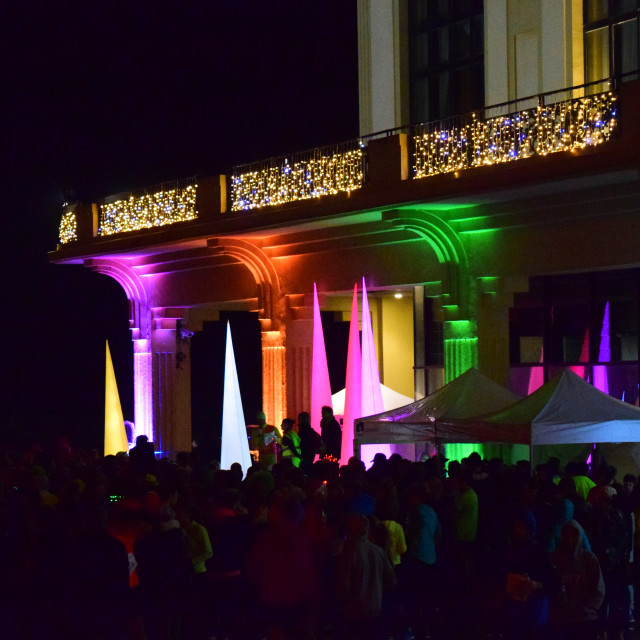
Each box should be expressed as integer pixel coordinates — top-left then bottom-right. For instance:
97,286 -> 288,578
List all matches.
413,83 -> 618,178
98,179 -> 198,236
230,140 -> 366,211
57,79 -> 624,245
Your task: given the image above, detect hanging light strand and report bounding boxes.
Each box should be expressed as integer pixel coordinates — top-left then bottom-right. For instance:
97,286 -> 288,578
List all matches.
231,140 -> 366,211
414,90 -> 617,178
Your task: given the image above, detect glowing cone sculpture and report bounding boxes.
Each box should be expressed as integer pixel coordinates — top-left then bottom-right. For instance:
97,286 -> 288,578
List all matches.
593,301 -> 610,395
104,340 -> 128,456
311,283 -> 333,432
220,322 -> 252,474
360,278 -> 388,459
341,284 -> 362,463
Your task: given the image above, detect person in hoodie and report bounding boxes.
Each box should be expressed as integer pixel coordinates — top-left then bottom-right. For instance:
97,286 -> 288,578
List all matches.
550,519 -> 605,640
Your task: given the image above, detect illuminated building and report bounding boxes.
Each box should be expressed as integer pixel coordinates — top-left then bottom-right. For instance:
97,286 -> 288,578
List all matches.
51,1 -> 640,456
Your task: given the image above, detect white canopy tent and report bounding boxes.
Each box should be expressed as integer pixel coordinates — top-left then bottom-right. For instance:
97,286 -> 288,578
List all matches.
331,384 -> 414,418
445,369 -> 640,477
354,368 -> 522,452
460,369 -> 640,444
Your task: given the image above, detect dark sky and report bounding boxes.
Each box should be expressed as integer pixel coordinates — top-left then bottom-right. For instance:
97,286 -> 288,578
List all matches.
1,1 -> 359,449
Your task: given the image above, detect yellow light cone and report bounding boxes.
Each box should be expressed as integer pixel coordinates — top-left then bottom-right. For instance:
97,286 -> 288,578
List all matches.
104,340 -> 128,456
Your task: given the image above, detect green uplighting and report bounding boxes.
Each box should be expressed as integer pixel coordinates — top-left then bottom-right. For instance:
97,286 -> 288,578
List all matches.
459,228 -> 500,235
444,336 -> 478,383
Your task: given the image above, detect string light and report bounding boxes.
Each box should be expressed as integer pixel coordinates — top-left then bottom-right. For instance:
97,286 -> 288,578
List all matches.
99,184 -> 198,236
59,211 -> 78,244
414,91 -> 617,178
231,141 -> 365,211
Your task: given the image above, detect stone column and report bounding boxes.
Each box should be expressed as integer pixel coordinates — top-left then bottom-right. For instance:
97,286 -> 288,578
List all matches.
133,339 -> 153,442
476,276 -> 529,387
285,298 -> 313,424
150,310 -> 193,456
261,329 -> 287,428
443,319 -> 479,384
477,290 -> 512,387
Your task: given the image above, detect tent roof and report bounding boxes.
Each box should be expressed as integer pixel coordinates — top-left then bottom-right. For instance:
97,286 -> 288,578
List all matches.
355,368 -> 521,443
482,368 -> 640,445
331,384 -> 413,417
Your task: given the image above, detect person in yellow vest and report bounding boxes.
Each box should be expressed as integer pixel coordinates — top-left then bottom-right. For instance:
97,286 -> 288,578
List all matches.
280,418 -> 302,468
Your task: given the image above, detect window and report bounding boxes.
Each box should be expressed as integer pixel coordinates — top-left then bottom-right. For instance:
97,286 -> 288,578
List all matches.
509,269 -> 640,402
584,0 -> 640,86
408,0 -> 484,123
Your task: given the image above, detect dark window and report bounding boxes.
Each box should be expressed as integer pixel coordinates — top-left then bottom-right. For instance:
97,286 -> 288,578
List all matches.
509,269 -> 640,402
584,0 -> 640,85
408,0 -> 484,123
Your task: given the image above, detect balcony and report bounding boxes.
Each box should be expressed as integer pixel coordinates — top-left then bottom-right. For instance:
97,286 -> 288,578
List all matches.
56,78 -> 629,247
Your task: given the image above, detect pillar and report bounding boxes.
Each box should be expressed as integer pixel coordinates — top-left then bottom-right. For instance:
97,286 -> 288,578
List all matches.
261,329 -> 287,429
443,319 -> 479,383
133,338 -> 153,442
477,286 -> 512,387
285,298 -> 313,424
150,310 -> 193,456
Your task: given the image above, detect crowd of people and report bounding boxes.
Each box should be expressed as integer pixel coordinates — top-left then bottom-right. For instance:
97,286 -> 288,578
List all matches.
0,413 -> 638,640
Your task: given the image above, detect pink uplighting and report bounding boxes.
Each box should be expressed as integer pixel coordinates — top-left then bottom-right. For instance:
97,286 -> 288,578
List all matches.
527,346 -> 544,395
569,328 -> 590,380
311,283 -> 333,432
593,301 -> 610,394
341,284 -> 362,463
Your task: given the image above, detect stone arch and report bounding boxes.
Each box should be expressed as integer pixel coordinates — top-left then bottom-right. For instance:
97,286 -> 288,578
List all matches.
208,238 -> 283,329
85,258 -> 150,339
383,210 -> 470,313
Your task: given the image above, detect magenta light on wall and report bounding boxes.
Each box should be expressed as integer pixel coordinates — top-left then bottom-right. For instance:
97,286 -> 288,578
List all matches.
527,346 -> 544,396
569,328 -> 590,380
341,284 -> 362,463
593,301 -> 610,395
311,283 -> 333,433
220,322 -> 252,474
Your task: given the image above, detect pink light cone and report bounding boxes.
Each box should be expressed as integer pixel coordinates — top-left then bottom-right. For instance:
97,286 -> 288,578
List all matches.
528,345 -> 544,395
361,278 -> 384,416
360,279 -> 388,462
593,301 -> 610,394
569,327 -> 590,379
341,284 -> 361,463
311,283 -> 333,432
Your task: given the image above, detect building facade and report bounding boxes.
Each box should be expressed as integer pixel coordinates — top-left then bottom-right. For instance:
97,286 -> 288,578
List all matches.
51,0 -> 640,456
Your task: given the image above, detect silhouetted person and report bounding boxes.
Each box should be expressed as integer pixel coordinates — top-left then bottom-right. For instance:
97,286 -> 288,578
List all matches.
129,435 -> 156,478
320,406 -> 341,459
297,411 -> 323,472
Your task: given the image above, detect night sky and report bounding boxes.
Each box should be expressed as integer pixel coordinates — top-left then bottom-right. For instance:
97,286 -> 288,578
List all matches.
1,1 -> 359,450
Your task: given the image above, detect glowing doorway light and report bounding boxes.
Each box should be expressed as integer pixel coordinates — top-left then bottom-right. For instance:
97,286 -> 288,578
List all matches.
593,301 -> 610,395
360,278 -> 389,463
341,284 -> 361,463
311,283 -> 333,432
220,322 -> 252,474
104,341 -> 128,456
